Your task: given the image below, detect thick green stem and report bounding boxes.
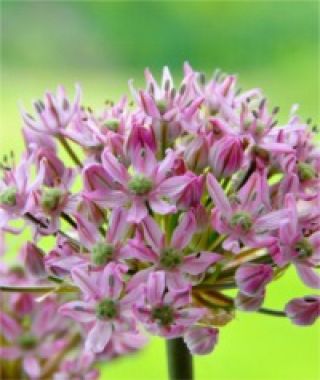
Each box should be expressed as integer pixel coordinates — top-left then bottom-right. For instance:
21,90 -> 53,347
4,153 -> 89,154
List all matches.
166,338 -> 193,380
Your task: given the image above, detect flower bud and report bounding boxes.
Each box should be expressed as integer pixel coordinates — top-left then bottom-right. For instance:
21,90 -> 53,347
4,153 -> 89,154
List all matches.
209,136 -> 244,178
184,326 -> 219,355
285,296 -> 320,326
176,173 -> 204,209
184,136 -> 209,172
235,264 -> 273,297
235,291 -> 265,311
126,124 -> 156,160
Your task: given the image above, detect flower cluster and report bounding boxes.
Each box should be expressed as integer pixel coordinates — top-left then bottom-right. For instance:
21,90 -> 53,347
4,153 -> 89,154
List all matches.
0,264 -> 99,379
1,64 -> 319,377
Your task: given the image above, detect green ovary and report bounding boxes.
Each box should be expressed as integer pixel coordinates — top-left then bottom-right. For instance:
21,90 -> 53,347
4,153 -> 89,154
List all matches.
41,187 -> 62,212
19,333 -> 37,350
128,174 -> 153,195
103,118 -> 120,132
297,162 -> 316,181
0,186 -> 17,206
92,242 -> 114,266
96,299 -> 118,320
160,248 -> 182,269
152,305 -> 174,326
230,211 -> 253,231
295,238 -> 313,258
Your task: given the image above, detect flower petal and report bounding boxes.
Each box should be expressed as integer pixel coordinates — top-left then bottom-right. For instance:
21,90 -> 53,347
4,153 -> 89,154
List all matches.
180,252 -> 221,275
23,356 -> 41,379
206,173 -> 232,216
235,264 -> 273,297
71,268 -> 99,299
184,326 -> 219,355
100,262 -> 124,299
0,311 -> 21,340
75,213 -> 100,247
171,211 -> 196,250
127,198 -> 148,223
149,197 -> 176,215
85,321 -> 112,353
142,216 -> 164,252
107,207 -> 129,244
124,238 -> 159,262
157,176 -> 191,199
295,264 -> 320,289
0,347 -> 20,360
59,301 -> 95,323
175,307 -> 205,326
101,149 -> 129,186
146,271 -> 166,305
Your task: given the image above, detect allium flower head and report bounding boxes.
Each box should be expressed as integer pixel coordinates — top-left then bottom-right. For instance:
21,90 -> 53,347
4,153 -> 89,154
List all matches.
1,64 -> 319,377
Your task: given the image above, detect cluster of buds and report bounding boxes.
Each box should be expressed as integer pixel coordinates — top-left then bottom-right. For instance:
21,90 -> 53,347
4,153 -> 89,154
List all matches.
1,64 -> 319,378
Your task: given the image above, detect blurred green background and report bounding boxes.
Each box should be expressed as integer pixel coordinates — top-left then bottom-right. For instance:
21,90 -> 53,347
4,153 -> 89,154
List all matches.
1,1 -> 319,380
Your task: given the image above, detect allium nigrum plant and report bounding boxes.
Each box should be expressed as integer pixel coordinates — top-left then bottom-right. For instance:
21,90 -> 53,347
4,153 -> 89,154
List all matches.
0,63 -> 319,379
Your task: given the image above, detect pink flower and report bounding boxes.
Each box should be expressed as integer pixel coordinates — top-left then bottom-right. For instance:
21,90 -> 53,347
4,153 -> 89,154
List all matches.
126,211 -> 221,288
45,236 -> 87,276
184,326 -> 219,355
207,171 -> 289,252
133,271 -> 205,338
285,296 -> 320,326
31,180 -> 79,234
0,298 -> 68,379
0,156 -> 45,227
33,147 -> 74,188
75,207 -> 130,267
84,147 -> 193,223
21,85 -> 81,136
185,63 -> 260,118
130,66 -> 200,147
276,194 -> 320,289
54,352 -> 99,380
98,329 -> 148,360
59,263 -> 140,354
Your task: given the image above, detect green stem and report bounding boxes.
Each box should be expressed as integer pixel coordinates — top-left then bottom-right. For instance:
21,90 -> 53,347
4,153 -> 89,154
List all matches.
166,338 -> 193,380
58,135 -> 83,168
0,285 -> 77,293
258,307 -> 286,317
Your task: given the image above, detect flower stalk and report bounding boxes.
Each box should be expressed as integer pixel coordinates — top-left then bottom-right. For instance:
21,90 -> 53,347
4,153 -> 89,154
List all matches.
166,338 -> 193,380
